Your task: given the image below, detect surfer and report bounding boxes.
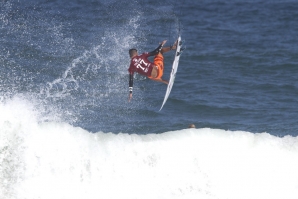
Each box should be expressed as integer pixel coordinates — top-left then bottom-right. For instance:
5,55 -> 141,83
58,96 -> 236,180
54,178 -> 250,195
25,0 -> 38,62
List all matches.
188,124 -> 196,128
128,40 -> 177,101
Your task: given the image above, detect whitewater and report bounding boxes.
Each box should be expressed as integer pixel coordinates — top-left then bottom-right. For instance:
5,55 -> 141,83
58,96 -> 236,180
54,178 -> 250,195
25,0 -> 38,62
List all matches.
1,97 -> 298,199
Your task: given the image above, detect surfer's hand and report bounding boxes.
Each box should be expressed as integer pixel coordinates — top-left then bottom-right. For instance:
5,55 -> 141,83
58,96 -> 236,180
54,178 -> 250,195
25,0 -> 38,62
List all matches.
160,40 -> 167,46
128,93 -> 132,102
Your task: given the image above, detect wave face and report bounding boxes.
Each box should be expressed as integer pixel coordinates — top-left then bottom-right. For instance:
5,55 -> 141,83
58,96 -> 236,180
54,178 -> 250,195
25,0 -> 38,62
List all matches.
1,98 -> 298,199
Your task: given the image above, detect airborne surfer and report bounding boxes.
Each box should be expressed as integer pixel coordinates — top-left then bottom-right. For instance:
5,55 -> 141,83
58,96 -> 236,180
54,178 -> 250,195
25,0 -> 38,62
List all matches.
128,40 -> 177,102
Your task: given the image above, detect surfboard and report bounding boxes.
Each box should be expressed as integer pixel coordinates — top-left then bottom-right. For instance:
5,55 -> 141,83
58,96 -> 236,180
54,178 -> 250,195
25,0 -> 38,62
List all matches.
159,35 -> 183,111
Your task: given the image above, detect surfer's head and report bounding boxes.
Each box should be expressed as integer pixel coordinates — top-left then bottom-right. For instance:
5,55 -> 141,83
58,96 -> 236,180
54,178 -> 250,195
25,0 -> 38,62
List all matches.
129,48 -> 138,58
188,124 -> 196,128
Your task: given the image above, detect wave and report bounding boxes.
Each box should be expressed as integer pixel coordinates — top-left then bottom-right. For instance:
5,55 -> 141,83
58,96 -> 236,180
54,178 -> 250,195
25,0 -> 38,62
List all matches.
1,98 -> 298,199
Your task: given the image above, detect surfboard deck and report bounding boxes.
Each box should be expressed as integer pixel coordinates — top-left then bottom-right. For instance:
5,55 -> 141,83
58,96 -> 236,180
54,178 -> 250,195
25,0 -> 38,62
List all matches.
159,36 -> 183,111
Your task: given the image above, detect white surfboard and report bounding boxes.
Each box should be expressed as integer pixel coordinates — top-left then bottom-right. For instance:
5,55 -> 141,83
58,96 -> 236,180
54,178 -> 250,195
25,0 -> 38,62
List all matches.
159,35 -> 182,111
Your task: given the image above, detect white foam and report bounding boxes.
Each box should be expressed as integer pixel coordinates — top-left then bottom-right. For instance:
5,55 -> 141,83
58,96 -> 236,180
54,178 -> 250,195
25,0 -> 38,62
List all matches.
1,99 -> 298,199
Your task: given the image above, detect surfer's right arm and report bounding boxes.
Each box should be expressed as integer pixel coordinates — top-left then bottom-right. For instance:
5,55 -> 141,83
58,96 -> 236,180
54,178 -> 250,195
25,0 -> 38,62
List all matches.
148,40 -> 167,56
128,73 -> 133,102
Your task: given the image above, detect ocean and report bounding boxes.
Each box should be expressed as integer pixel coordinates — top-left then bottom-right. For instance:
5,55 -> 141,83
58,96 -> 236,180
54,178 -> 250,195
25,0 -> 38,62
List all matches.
1,0 -> 298,198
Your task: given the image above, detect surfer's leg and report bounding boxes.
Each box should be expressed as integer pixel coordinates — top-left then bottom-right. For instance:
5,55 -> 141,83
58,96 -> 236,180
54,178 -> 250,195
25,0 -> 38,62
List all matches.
153,53 -> 164,78
151,78 -> 168,84
161,40 -> 178,54
148,53 -> 166,83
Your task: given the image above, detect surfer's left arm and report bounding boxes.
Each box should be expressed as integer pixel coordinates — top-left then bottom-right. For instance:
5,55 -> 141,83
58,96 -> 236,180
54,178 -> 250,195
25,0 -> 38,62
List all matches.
128,73 -> 133,102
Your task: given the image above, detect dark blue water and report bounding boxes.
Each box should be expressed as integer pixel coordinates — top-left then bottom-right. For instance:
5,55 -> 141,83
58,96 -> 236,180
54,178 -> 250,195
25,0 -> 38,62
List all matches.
1,0 -> 298,136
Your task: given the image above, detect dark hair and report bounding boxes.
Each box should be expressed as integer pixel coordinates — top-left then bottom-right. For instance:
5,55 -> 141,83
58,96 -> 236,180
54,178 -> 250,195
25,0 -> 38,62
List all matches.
129,48 -> 137,57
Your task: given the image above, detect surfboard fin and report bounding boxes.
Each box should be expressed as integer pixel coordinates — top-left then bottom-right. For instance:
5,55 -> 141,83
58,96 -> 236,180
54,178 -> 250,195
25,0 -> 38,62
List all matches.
176,46 -> 185,56
179,40 -> 183,46
179,39 -> 185,46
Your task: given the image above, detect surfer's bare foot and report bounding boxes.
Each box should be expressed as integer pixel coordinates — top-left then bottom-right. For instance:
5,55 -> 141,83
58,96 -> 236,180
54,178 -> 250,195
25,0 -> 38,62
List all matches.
170,40 -> 178,50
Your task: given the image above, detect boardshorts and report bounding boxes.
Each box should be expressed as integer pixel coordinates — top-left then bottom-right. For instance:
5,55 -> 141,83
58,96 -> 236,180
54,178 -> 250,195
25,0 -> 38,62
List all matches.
148,53 -> 164,80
